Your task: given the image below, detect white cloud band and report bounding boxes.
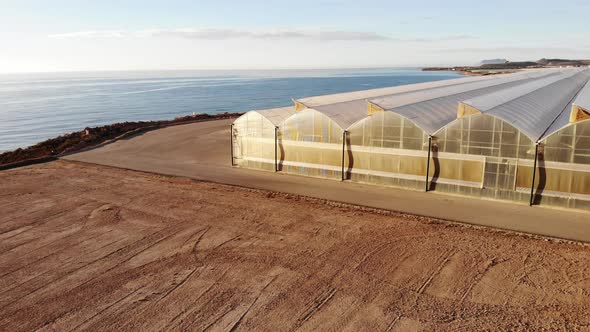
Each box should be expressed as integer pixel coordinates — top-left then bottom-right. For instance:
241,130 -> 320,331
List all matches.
49,28 -> 390,41
48,28 -> 476,43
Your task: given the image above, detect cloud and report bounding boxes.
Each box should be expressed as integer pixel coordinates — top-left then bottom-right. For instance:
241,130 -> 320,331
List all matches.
49,30 -> 127,39
393,34 -> 476,43
49,28 -> 475,43
146,28 -> 391,41
49,28 -> 390,41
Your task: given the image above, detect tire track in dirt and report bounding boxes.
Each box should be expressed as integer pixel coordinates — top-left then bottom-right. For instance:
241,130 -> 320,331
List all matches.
2,161 -> 590,331
0,223 -> 184,315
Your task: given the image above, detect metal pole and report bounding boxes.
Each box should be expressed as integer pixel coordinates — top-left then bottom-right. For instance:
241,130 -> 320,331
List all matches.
274,126 -> 278,172
529,144 -> 539,206
230,124 -> 234,166
425,136 -> 432,192
341,131 -> 346,181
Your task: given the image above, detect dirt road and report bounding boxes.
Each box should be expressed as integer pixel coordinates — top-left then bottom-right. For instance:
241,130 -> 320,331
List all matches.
1,161 -> 589,331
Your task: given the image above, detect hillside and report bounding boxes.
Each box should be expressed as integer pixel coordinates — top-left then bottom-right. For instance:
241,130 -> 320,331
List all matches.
423,58 -> 589,75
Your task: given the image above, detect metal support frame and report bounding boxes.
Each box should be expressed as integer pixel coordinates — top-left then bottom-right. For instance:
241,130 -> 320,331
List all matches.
425,136 -> 432,192
230,124 -> 234,166
529,144 -> 539,206
341,131 -> 347,181
274,126 -> 278,172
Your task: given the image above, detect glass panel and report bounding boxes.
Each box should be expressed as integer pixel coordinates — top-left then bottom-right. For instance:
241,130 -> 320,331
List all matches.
434,114 -> 534,203
233,112 -> 276,171
347,112 -> 429,190
280,109 -> 344,179
538,120 -> 590,209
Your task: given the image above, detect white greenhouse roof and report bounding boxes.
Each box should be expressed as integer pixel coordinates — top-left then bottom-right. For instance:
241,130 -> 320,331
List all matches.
539,74 -> 590,141
461,68 -> 590,141
249,106 -> 296,126
296,74 -> 498,108
573,79 -> 590,113
367,68 -> 561,135
460,70 -> 579,113
235,68 -> 589,141
540,94 -> 579,142
296,103 -> 369,130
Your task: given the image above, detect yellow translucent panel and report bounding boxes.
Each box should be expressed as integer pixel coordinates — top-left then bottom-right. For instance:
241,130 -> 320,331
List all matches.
433,159 -> 483,183
367,102 -> 384,115
570,106 -> 590,123
294,100 -> 307,112
457,103 -> 481,118
571,170 -> 590,195
400,156 -> 427,176
515,165 -> 533,189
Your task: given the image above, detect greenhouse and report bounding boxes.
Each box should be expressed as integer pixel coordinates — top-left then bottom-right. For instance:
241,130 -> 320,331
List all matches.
231,106 -> 294,171
345,68 -> 561,189
535,77 -> 590,209
231,67 -> 590,211
433,68 -> 590,205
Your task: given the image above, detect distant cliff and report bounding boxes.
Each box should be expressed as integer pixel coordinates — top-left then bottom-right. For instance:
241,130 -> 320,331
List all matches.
423,58 -> 589,75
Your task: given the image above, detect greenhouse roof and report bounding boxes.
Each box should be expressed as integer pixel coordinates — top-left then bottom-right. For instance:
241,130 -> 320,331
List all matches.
238,68 -> 589,140
296,74 -> 497,108
297,102 -> 369,130
367,68 -> 562,135
310,100 -> 368,129
573,79 -> 590,112
251,106 -> 296,126
540,93 -> 579,142
460,68 -> 590,141
571,79 -> 590,120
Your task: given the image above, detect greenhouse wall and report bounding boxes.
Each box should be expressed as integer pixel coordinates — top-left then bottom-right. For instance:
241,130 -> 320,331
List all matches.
536,120 -> 590,210
280,109 -> 347,179
347,112 -> 430,190
232,112 -> 277,171
433,113 -> 536,203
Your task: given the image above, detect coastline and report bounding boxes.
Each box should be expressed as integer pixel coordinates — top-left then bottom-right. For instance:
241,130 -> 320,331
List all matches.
0,112 -> 241,168
423,68 -> 518,76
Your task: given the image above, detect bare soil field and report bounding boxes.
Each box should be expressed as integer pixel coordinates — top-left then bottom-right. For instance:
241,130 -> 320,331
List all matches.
1,160 -> 590,331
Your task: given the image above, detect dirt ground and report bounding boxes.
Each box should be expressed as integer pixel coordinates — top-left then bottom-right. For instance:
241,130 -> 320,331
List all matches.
63,118 -> 590,243
1,161 -> 590,331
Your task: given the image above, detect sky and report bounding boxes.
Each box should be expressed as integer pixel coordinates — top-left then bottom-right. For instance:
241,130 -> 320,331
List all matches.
1,0 -> 589,73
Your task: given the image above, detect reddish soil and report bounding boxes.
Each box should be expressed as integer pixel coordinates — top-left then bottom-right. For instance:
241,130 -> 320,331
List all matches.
1,161 -> 589,331
0,112 -> 240,167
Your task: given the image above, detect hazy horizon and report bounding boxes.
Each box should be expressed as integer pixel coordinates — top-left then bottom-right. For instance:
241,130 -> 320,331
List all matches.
1,0 -> 589,73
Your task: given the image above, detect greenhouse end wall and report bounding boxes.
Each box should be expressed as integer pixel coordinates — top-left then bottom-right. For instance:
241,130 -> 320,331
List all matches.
432,113 -> 536,203
347,112 -> 430,190
536,119 -> 590,210
280,109 -> 346,179
232,112 -> 277,171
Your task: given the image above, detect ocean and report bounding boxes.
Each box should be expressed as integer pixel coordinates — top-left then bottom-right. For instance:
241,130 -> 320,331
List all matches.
0,68 -> 461,152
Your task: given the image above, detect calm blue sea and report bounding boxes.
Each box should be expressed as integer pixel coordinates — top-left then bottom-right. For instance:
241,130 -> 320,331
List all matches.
0,68 -> 460,152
